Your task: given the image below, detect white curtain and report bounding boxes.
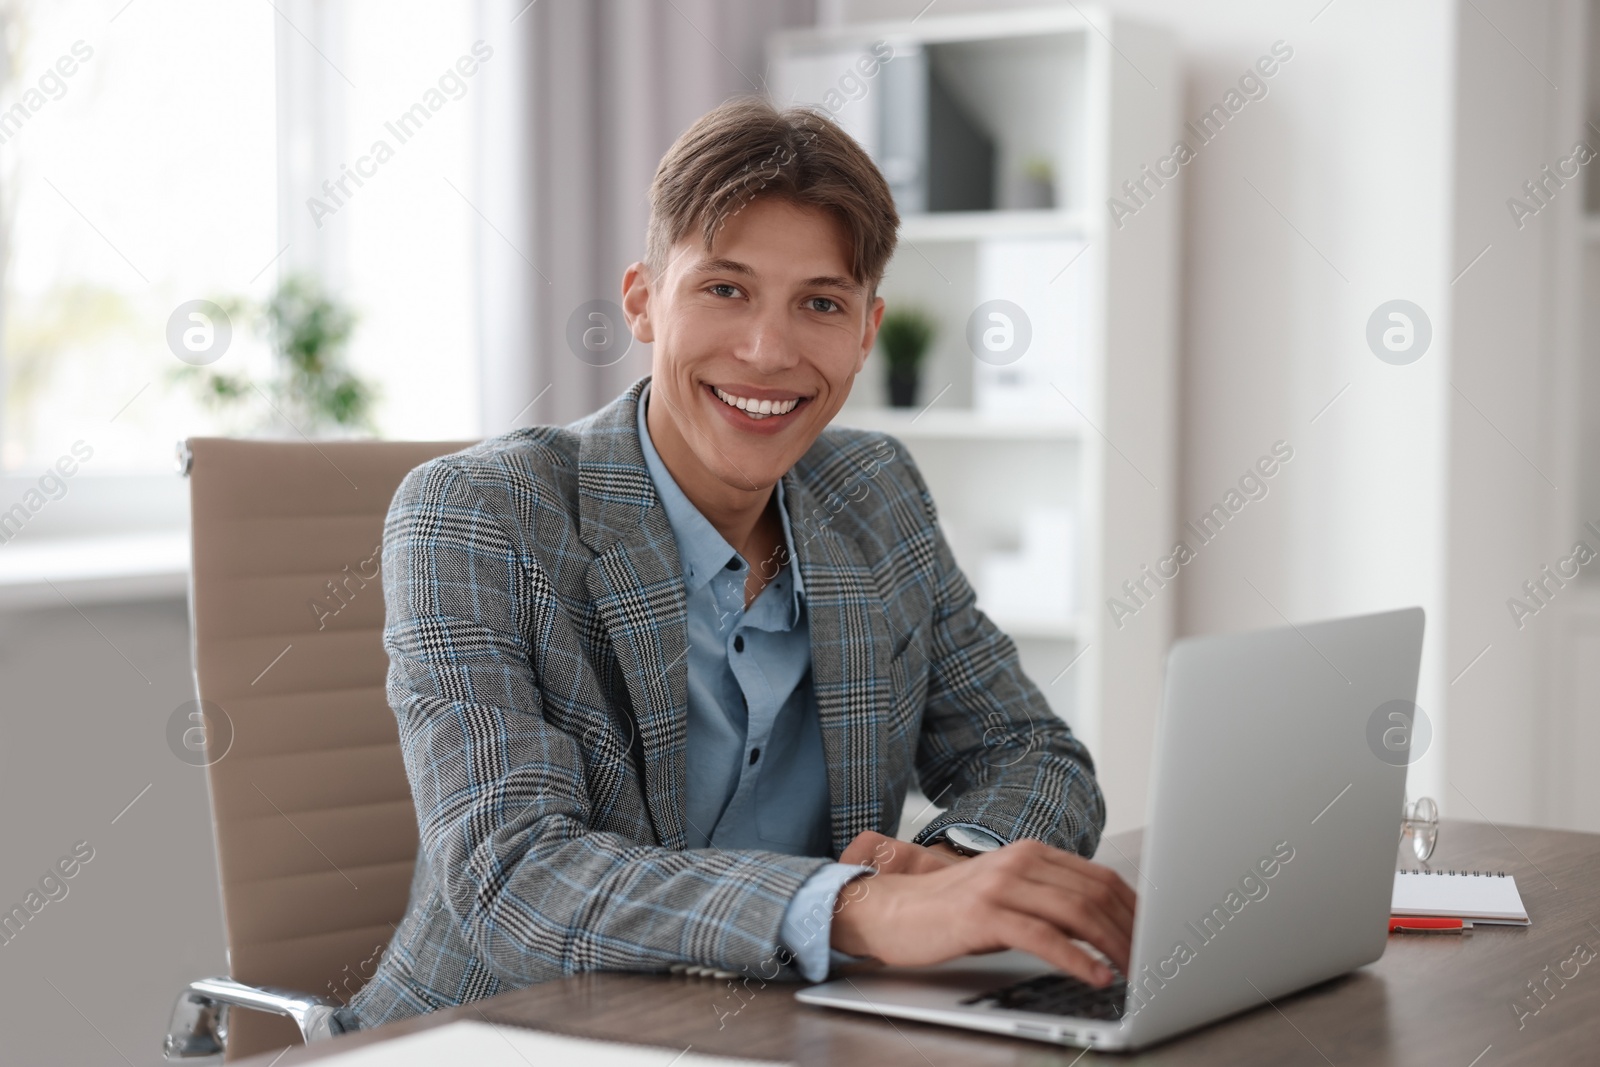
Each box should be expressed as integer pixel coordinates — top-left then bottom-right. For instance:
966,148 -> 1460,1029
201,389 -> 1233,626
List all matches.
476,0 -> 818,432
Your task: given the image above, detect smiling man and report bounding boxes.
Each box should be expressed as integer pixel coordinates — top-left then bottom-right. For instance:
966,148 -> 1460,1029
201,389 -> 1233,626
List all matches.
349,97 -> 1134,1028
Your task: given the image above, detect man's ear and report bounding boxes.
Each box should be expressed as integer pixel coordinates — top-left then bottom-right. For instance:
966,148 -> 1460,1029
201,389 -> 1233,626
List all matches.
856,294 -> 887,375
621,261 -> 655,343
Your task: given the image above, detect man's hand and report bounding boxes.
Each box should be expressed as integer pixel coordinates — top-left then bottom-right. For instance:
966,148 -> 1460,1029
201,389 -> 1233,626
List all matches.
839,830 -> 962,875
830,839 -> 1137,987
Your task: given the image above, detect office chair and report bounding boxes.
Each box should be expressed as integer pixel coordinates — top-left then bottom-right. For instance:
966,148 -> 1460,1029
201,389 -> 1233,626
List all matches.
163,435 -> 474,1061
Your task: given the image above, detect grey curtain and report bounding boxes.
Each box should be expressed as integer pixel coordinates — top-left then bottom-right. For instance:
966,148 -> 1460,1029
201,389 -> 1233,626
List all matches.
477,0 -> 818,432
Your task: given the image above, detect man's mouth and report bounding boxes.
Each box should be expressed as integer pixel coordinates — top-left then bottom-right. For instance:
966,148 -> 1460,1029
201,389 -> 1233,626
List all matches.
710,384 -> 809,421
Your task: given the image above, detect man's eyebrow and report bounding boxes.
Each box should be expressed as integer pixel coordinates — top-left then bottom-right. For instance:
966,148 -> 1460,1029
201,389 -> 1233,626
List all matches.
801,274 -> 865,295
690,256 -> 756,278
688,257 -> 865,295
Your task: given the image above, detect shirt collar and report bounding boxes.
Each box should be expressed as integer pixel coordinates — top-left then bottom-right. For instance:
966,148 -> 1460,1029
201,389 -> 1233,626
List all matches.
636,380 -> 805,617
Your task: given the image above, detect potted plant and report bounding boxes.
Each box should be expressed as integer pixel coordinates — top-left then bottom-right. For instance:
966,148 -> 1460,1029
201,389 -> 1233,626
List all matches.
1011,155 -> 1057,210
175,273 -> 377,437
877,306 -> 938,408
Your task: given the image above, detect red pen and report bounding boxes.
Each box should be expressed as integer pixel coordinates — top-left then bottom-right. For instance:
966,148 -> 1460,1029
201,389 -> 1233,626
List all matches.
1389,916 -> 1472,934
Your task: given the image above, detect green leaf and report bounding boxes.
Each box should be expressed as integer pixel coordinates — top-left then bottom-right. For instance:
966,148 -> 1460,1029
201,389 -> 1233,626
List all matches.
877,306 -> 939,371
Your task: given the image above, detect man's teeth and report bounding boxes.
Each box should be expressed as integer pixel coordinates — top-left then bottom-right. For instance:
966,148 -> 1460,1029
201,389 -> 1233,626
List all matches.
712,386 -> 801,420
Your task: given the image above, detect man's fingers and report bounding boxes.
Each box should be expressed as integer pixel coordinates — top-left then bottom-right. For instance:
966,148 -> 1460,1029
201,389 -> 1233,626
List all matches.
991,912 -> 1116,987
984,843 -> 1135,947
1028,844 -> 1140,914
995,877 -> 1132,975
1004,838 -> 1145,927
1084,860 -> 1139,917
1095,863 -> 1139,917
1016,864 -> 1136,943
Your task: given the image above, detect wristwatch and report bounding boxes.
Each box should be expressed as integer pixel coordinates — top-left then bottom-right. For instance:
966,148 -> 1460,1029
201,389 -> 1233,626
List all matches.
931,824 -> 1005,857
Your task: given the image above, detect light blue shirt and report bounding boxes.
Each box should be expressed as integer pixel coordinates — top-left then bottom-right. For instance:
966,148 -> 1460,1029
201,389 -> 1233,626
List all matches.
636,381 -> 866,981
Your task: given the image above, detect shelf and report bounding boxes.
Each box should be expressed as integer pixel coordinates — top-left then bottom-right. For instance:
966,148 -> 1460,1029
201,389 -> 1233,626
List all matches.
898,209 -> 1089,244
772,6 -> 1104,49
0,530 -> 189,611
834,406 -> 1082,442
988,614 -> 1082,641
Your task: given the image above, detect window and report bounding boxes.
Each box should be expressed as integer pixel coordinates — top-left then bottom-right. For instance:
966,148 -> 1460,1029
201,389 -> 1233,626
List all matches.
1,0 -> 276,473
0,0 -> 481,485
296,0 -> 482,444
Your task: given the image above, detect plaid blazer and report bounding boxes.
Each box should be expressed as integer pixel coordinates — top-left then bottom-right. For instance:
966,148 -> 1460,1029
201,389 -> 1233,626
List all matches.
349,375 -> 1106,1027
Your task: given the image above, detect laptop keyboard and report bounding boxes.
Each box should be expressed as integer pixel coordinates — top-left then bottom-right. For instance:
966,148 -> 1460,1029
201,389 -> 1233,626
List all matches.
960,973 -> 1128,1021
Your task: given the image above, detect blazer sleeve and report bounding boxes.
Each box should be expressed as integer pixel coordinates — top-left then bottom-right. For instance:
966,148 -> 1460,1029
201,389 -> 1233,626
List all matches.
893,449 -> 1108,858
382,457 -> 832,987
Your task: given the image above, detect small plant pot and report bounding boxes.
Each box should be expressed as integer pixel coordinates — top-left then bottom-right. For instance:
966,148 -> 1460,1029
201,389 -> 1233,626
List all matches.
887,366 -> 919,408
1009,173 -> 1056,210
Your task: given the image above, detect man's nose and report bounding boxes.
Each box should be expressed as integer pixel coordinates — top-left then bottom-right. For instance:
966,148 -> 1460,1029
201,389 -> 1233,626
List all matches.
736,306 -> 799,370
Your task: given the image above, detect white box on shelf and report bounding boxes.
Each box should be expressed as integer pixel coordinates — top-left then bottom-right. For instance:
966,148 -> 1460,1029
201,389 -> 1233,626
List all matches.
976,506 -> 1076,627
1022,506 -> 1076,615
972,236 -> 1086,414
978,551 -> 1039,621
769,45 -> 883,159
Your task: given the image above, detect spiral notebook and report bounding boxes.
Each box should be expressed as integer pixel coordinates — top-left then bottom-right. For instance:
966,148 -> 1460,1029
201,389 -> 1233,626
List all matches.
1391,869 -> 1530,925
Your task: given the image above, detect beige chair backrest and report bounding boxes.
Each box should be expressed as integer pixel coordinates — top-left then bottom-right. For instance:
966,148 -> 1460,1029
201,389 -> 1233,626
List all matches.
184,436 -> 475,1060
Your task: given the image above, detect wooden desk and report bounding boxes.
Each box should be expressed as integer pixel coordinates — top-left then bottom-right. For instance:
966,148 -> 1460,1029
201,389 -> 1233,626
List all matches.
239,819 -> 1600,1065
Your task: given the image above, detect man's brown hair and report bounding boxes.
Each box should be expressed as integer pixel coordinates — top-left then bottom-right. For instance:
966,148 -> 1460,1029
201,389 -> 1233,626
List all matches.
645,95 -> 900,296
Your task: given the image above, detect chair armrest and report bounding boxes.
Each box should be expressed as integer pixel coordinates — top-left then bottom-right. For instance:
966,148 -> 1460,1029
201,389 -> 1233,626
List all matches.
163,976 -> 359,1060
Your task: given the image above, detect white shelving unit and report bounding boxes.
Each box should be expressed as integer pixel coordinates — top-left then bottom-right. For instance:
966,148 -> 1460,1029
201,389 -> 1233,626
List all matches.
770,7 -> 1179,831
898,209 -> 1089,242
830,405 -> 1085,441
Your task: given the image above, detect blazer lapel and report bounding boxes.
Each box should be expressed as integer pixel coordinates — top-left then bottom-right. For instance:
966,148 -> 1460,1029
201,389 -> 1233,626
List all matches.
782,470 -> 894,856
577,377 -> 690,851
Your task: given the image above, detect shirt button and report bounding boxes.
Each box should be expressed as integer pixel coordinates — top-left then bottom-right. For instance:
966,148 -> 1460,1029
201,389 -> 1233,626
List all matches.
726,558 -> 741,570
749,747 -> 761,764
733,635 -> 745,652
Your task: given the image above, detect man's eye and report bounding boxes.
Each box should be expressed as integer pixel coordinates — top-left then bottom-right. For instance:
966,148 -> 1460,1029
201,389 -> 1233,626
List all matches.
708,284 -> 742,298
807,297 -> 841,313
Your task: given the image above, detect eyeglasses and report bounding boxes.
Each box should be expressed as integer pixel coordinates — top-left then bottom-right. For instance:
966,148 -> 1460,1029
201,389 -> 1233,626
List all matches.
1401,795 -> 1439,862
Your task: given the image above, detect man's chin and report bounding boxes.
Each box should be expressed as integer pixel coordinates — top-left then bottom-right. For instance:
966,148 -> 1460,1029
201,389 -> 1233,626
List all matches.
711,460 -> 789,495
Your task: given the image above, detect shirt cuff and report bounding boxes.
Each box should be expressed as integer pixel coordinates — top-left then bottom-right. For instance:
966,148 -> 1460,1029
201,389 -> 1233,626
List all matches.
779,862 -> 872,983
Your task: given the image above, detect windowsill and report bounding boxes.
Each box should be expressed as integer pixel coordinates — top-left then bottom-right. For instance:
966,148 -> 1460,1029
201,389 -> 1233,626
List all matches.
0,531 -> 189,611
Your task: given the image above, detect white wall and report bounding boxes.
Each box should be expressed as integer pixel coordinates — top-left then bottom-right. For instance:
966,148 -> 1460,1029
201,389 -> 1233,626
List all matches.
1107,0 -> 1586,830
1126,0 -> 1459,811
0,598 -> 227,1067
1447,0 -> 1590,830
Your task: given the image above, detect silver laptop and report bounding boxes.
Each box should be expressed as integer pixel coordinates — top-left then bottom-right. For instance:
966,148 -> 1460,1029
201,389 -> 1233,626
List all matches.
797,607 -> 1425,1051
